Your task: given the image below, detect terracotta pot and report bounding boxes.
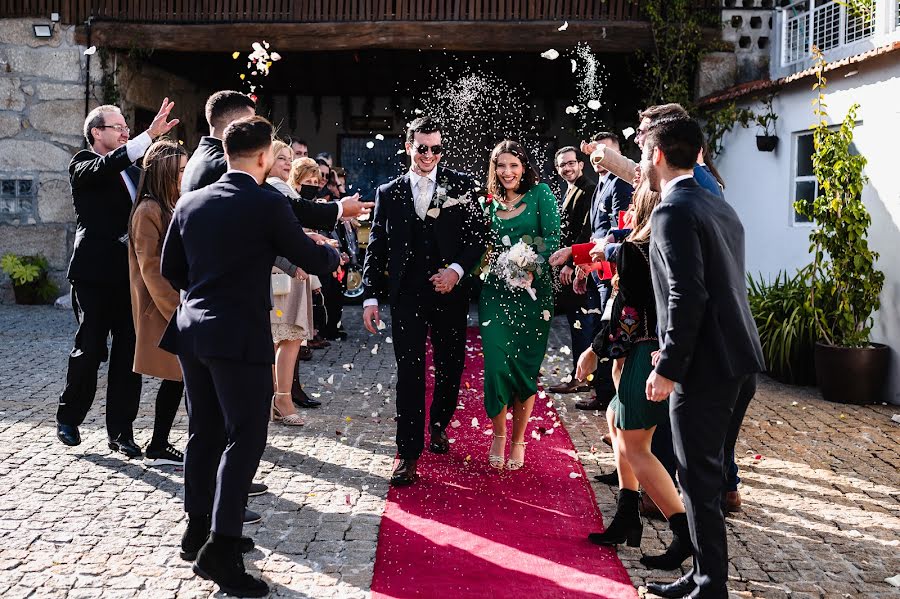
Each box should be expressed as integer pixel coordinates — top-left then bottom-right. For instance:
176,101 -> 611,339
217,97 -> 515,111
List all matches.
814,342 -> 890,404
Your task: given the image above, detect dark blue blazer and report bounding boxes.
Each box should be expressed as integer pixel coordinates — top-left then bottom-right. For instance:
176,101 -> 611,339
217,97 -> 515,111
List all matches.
585,174 -> 634,241
362,166 -> 487,304
160,171 -> 340,364
649,178 -> 764,385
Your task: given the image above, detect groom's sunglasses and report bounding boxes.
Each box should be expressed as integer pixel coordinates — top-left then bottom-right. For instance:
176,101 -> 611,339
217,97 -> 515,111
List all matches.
415,144 -> 444,155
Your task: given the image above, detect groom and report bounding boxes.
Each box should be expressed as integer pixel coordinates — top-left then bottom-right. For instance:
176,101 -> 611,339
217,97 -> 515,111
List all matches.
362,116 -> 487,486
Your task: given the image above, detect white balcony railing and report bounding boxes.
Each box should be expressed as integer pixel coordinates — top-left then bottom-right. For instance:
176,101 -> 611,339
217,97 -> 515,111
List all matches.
781,0 -> 876,65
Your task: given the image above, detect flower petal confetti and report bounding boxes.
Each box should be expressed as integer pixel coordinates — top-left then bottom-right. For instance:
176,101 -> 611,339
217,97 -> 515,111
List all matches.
569,472 -> 582,479
540,49 -> 560,60
571,59 -> 577,73
471,417 -> 479,428
366,141 -> 375,149
622,126 -> 636,140
558,21 -> 569,31
450,420 -> 461,429
543,310 -> 551,321
84,46 -> 97,56
375,133 -> 385,140
587,99 -> 602,110
377,320 -> 387,331
371,344 -> 379,355
327,374 -> 334,385
573,320 -> 582,330
376,383 -> 383,393
885,574 -> 900,587
565,105 -> 580,115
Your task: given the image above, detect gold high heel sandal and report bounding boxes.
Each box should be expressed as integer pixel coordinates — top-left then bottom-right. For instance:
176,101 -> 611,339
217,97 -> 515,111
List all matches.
506,441 -> 528,471
272,392 -> 305,427
489,433 -> 506,470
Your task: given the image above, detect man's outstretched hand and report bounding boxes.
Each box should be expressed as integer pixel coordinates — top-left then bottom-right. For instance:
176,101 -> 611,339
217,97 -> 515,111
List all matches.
340,193 -> 375,219
148,97 -> 179,139
363,304 -> 381,334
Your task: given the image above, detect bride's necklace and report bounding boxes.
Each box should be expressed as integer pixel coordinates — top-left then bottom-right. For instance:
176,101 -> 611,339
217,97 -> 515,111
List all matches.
497,192 -> 524,211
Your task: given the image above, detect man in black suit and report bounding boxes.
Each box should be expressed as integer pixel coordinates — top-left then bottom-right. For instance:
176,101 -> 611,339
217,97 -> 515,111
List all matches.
548,146 -> 596,395
182,90 -> 372,228
56,99 -> 179,455
161,116 -> 339,597
641,117 -> 764,599
361,116 -> 487,486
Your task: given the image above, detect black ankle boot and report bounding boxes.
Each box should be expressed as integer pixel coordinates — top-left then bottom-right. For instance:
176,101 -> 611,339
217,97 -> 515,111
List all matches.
193,532 -> 269,597
588,488 -> 642,547
640,511 -> 693,570
180,513 -> 211,561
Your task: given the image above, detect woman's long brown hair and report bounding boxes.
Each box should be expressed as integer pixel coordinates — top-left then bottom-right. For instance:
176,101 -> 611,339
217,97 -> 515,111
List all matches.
129,139 -> 187,243
626,179 -> 661,243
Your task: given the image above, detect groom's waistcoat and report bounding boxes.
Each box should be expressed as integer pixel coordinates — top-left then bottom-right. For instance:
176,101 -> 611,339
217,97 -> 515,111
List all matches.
405,213 -> 444,288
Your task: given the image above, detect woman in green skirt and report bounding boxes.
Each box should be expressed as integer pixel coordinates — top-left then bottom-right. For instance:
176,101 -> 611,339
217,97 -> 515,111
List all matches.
575,182 -> 691,570
479,140 -> 559,471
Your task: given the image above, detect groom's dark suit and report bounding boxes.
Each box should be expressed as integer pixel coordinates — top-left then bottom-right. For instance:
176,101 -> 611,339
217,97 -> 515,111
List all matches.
363,166 -> 487,460
160,171 -> 339,537
649,177 -> 764,598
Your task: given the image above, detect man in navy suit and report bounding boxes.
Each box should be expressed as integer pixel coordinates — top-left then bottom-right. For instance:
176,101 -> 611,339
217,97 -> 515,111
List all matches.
56,99 -> 179,455
361,116 -> 487,486
161,116 -> 339,597
642,117 -> 764,599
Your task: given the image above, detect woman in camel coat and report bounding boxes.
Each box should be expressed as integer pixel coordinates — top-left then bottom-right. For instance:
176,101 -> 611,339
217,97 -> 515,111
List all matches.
128,139 -> 187,466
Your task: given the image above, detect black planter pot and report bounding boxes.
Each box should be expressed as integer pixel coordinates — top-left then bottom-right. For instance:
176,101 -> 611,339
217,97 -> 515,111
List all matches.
756,135 -> 779,152
814,342 -> 890,404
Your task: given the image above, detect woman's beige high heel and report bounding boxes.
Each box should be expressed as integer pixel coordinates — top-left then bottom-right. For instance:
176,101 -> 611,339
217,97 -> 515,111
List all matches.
489,434 -> 506,470
506,441 -> 528,471
272,392 -> 305,426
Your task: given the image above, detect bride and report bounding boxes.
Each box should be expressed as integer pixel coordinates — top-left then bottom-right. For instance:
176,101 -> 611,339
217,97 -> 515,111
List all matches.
479,140 -> 560,470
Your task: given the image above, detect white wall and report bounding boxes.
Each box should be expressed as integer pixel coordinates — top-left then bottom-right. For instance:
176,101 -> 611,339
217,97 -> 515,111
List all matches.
715,53 -> 900,403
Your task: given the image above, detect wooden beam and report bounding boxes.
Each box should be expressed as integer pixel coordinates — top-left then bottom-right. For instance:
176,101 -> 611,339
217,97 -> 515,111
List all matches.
75,20 -> 657,53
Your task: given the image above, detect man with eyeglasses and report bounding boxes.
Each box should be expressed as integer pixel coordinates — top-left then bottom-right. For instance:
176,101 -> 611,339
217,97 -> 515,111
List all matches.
362,116 -> 487,487
56,100 -> 179,456
548,146 -> 596,395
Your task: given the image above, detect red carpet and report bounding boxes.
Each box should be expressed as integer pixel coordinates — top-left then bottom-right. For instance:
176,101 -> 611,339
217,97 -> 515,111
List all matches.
371,328 -> 637,599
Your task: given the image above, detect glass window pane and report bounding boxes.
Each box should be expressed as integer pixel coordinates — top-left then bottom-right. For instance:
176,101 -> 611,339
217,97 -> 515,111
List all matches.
797,134 -> 814,177
794,180 -> 815,223
17,180 -> 33,195
0,180 -> 15,196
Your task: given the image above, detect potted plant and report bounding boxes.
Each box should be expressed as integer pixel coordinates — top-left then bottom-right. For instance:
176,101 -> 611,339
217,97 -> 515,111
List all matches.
794,48 -> 888,404
755,95 -> 779,152
747,268 -> 818,386
0,253 -> 59,305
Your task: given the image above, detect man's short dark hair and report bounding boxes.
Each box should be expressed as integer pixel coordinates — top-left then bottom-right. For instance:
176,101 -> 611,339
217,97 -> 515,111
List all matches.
644,117 -> 704,170
554,146 -> 579,163
205,90 -> 256,129
291,139 -> 308,148
406,116 -> 442,143
315,158 -> 330,168
592,131 -> 621,146
639,103 -> 689,123
223,115 -> 274,159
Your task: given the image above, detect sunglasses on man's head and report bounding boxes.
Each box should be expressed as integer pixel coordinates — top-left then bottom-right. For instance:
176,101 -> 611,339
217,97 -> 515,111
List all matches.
415,144 -> 444,155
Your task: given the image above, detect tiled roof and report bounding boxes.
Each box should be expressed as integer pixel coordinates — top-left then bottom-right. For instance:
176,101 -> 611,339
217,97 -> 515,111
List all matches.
697,41 -> 900,107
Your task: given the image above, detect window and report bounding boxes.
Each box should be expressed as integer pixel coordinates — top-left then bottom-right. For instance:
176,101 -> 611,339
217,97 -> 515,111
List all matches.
0,177 -> 35,217
792,133 -> 816,225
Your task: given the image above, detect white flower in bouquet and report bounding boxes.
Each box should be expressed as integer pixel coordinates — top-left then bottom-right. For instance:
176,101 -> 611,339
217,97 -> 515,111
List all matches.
492,239 -> 546,301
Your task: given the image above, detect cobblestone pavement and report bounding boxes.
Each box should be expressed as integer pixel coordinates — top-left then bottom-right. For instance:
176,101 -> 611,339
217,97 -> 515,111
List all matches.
0,304 -> 898,598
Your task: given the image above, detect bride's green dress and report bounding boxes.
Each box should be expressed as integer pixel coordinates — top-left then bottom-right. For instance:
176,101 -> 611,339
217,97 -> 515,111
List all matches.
478,183 -> 560,418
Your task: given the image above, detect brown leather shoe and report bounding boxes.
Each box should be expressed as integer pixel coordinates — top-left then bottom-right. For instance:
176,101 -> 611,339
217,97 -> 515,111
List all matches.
298,345 -> 313,361
639,492 -> 665,521
723,490 -> 742,513
428,426 -> 450,454
548,379 -> 592,394
390,459 -> 419,487
575,396 -> 609,411
601,433 -> 613,447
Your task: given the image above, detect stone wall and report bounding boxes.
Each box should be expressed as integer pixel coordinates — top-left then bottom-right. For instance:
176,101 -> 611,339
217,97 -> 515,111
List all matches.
0,18 -> 210,303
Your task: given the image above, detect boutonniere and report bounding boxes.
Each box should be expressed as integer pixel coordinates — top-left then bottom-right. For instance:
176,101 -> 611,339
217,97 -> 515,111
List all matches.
428,178 -> 472,218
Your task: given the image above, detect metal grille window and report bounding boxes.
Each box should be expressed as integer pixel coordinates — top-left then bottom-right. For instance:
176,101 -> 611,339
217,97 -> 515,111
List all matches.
0,178 -> 35,216
792,133 -> 815,225
813,1 -> 841,51
783,8 -> 810,64
846,2 -> 875,43
782,0 -> 879,66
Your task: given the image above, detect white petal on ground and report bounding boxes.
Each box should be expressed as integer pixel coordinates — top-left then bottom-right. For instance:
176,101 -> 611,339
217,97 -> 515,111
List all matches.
569,472 -> 582,478
376,383 -> 383,393
559,346 -> 572,355
377,320 -> 387,330
471,417 -> 479,428
450,420 -> 461,429
540,49 -> 560,60
885,574 -> 900,587
327,374 -> 334,384
385,336 -> 393,344
371,344 -> 379,355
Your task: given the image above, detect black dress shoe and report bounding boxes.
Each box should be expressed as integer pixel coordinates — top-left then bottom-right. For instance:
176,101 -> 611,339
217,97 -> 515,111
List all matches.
243,509 -> 262,525
593,470 -> 618,485
108,437 -> 142,458
180,514 -> 256,561
428,426 -> 450,454
56,423 -> 81,446
247,483 -> 268,497
575,396 -> 610,411
646,574 -> 696,598
390,459 -> 419,487
291,384 -> 321,409
193,532 -> 269,597
298,345 -> 313,361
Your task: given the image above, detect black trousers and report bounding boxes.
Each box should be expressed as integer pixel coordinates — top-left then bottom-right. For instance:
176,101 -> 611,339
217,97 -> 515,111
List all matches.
179,353 -> 272,537
321,274 -> 345,337
670,373 -> 750,599
149,379 -> 184,451
390,289 -> 468,460
585,277 -> 615,400
57,281 -> 142,441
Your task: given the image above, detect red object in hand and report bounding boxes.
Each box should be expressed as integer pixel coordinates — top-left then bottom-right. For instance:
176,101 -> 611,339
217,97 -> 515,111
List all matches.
571,243 -> 614,280
336,267 -> 345,283
619,209 -> 633,230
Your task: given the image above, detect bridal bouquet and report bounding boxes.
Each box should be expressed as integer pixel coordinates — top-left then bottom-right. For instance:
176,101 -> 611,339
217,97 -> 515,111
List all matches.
492,237 -> 546,301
